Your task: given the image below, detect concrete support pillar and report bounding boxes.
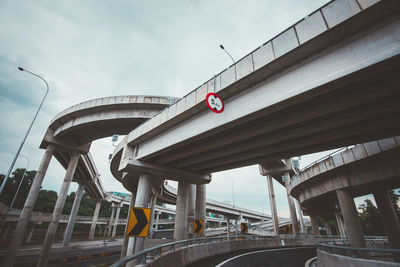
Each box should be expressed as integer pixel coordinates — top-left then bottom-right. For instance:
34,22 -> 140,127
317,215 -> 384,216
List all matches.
336,189 -> 366,248
2,222 -> 11,241
129,173 -> 154,261
295,199 -> 305,233
63,183 -> 85,246
195,184 -> 206,237
324,218 -> 332,236
37,151 -> 80,266
112,203 -> 122,238
266,175 -> 279,236
147,195 -> 157,238
335,211 -> 346,237
374,190 -> 400,249
227,219 -> 231,237
98,225 -> 104,237
310,214 -> 320,236
284,172 -> 299,235
108,205 -> 116,237
4,145 -> 54,267
122,193 -> 136,258
235,220 -> 238,237
89,201 -> 101,240
26,222 -> 36,243
155,212 -> 160,231
187,184 -> 196,239
174,181 -> 190,240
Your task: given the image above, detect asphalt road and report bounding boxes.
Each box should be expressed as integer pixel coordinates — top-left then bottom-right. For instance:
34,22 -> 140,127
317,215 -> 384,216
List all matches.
188,246 -> 316,267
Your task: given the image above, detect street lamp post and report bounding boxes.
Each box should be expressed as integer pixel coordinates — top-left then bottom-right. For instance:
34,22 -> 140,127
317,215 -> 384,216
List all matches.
0,67 -> 49,198
219,44 -> 236,64
10,155 -> 30,208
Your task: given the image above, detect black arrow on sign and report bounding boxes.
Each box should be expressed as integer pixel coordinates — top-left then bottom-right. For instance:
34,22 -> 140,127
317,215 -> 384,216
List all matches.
241,223 -> 248,233
194,219 -> 203,233
129,208 -> 148,236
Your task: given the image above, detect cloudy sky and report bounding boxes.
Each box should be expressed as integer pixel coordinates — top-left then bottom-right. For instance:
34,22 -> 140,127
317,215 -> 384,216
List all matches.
1,0 -> 367,219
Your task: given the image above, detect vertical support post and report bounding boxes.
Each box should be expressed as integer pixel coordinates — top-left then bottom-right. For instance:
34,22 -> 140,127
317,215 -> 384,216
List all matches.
3,145 -> 54,267
89,201 -> 101,240
174,181 -> 189,240
295,199 -> 305,233
266,175 -> 279,236
37,151 -> 80,267
108,204 -> 116,237
336,189 -> 366,248
2,222 -> 11,241
323,218 -> 332,236
187,184 -> 196,239
112,203 -> 122,238
227,219 -> 231,237
284,172 -> 299,235
121,193 -> 136,258
26,222 -> 36,243
147,195 -> 157,238
195,184 -> 206,237
127,173 -> 154,267
310,214 -> 320,236
63,183 -> 85,246
155,212 -> 160,231
374,190 -> 400,250
335,211 -> 346,237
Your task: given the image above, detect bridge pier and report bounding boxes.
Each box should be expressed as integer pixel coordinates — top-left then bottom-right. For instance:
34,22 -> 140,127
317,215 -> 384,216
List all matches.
4,145 -> 55,267
295,199 -> 305,233
174,181 -> 190,240
89,200 -> 101,239
26,222 -> 36,243
266,175 -> 279,236
336,189 -> 366,248
373,189 -> 400,250
148,195 -> 157,238
285,172 -> 299,235
37,151 -> 80,267
335,211 -> 346,237
323,217 -> 332,236
108,203 -> 116,237
195,184 -> 206,236
112,202 -> 122,238
122,192 -> 135,258
63,183 -> 85,246
187,184 -> 196,239
310,214 -> 320,236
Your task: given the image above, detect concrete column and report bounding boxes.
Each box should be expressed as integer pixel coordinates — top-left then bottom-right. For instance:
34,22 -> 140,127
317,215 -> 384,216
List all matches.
227,219 -> 231,237
89,201 -> 101,240
310,214 -> 320,236
155,212 -> 160,231
335,211 -> 346,237
129,173 -> 154,261
195,184 -> 206,237
187,184 -> 196,239
323,218 -> 332,236
37,151 -> 80,266
266,175 -> 279,236
235,220 -> 238,238
4,145 -> 54,267
26,222 -> 36,243
112,203 -> 122,238
336,189 -> 366,248
284,172 -> 299,235
63,183 -> 85,246
122,193 -> 136,258
147,195 -> 157,238
295,199 -> 305,233
2,222 -> 11,241
174,181 -> 190,240
108,205 -> 116,237
374,190 -> 400,249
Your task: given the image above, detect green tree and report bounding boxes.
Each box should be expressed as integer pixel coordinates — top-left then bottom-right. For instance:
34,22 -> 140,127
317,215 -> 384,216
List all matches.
358,199 -> 384,236
0,168 -> 36,208
388,189 -> 400,220
33,190 -> 58,212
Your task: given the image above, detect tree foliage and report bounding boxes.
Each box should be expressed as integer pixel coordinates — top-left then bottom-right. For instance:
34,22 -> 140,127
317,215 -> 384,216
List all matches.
0,168 -> 36,208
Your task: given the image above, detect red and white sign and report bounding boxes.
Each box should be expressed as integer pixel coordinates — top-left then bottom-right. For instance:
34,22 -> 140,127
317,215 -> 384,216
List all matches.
205,93 -> 224,113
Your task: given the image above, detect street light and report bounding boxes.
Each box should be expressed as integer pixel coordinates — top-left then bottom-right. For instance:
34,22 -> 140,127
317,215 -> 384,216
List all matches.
10,155 -> 30,208
219,44 -> 236,64
0,67 -> 49,198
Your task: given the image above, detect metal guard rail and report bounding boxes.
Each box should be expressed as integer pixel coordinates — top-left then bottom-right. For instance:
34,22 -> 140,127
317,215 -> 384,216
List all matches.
111,235 -> 346,267
317,241 -> 400,260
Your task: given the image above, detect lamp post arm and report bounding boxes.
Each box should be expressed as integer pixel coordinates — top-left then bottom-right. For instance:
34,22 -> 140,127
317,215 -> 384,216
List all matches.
0,68 -> 49,197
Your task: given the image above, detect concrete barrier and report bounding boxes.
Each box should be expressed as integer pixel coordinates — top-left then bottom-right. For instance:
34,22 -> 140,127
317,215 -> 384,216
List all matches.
317,251 -> 400,267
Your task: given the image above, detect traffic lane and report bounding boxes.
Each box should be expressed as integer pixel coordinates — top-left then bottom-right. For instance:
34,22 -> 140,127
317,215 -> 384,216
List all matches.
216,247 -> 316,267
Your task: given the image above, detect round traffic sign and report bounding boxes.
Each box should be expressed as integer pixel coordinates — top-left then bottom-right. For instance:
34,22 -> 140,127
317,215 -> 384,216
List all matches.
205,93 -> 224,113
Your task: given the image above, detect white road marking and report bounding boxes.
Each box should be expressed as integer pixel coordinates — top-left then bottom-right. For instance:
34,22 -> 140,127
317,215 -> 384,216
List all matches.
215,246 -> 312,267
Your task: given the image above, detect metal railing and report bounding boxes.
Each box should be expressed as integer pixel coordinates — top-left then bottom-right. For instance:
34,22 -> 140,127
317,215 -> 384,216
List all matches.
317,239 -> 400,262
111,235 -> 347,267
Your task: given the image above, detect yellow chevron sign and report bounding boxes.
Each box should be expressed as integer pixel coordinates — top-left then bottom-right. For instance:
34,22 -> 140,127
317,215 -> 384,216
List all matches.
241,222 -> 248,233
127,207 -> 151,237
193,219 -> 203,234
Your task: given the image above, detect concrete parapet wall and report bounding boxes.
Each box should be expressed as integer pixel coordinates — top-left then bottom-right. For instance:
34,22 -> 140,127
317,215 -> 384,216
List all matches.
146,238 -> 321,267
317,251 -> 400,267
